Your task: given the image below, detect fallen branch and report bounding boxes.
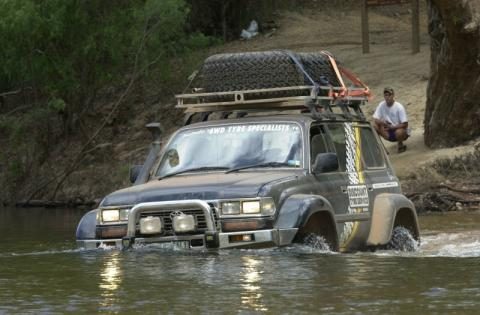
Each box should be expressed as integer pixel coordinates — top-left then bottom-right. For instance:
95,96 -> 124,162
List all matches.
434,183 -> 480,194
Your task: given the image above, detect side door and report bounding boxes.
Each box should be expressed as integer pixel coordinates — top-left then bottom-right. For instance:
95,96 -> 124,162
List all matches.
309,123 -> 347,219
324,122 -> 372,251
310,122 -> 363,251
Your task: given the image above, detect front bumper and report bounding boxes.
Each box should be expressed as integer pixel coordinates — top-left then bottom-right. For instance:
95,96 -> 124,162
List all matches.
77,200 -> 298,250
77,228 -> 298,250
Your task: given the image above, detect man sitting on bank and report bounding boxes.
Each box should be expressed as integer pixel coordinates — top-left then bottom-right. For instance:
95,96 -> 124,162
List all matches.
373,87 -> 409,153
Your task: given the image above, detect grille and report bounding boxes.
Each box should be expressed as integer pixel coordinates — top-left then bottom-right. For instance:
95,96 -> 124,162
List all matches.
139,207 -> 217,235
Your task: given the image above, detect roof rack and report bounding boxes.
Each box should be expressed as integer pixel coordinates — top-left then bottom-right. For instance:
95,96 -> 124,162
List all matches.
175,50 -> 371,125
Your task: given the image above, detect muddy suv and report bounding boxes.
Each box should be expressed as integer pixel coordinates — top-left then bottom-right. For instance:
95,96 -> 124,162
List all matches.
76,51 -> 420,252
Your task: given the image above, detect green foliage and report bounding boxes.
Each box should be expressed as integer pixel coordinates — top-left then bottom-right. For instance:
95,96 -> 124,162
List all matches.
0,0 -> 215,112
0,0 -> 221,202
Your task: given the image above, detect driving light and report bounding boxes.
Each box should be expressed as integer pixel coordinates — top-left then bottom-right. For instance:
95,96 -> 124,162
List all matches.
172,214 -> 195,233
222,201 -> 241,215
140,216 -> 162,234
242,201 -> 260,214
102,209 -> 120,222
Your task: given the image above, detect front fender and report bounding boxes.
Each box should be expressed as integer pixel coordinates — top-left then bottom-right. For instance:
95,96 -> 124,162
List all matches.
367,193 -> 419,246
274,194 -> 335,244
75,209 -> 98,240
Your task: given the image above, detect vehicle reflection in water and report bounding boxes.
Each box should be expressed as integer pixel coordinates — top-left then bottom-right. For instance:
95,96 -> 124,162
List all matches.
99,252 -> 122,309
241,256 -> 267,312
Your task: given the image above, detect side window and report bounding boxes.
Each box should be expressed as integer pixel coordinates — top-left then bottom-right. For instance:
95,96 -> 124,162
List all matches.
310,125 -> 329,162
359,127 -> 385,168
326,124 -> 347,171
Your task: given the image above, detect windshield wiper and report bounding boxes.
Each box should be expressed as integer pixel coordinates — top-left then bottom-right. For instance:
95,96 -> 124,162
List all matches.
159,166 -> 230,180
226,162 -> 294,174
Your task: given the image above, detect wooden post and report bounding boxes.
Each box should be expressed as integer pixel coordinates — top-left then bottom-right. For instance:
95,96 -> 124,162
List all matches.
411,0 -> 420,53
361,0 -> 370,53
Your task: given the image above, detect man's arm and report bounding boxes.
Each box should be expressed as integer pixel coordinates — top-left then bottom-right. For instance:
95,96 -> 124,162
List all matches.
389,121 -> 408,130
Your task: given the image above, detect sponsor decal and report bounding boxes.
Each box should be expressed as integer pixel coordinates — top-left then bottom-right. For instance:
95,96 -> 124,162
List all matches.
347,185 -> 369,208
372,182 -> 399,189
205,124 -> 295,135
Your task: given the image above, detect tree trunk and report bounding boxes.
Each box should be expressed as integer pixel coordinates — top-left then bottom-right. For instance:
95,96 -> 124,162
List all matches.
425,0 -> 480,148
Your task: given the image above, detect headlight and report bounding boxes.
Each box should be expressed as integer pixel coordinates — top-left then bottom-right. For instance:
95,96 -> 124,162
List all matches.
220,198 -> 276,216
102,208 -> 130,222
102,209 -> 120,222
242,201 -> 260,214
222,201 -> 241,215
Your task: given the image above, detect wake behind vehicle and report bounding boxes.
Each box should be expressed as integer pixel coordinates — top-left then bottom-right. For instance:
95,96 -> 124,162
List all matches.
76,50 -> 420,252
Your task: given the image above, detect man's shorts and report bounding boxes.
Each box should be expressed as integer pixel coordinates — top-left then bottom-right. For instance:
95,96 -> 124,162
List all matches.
388,129 -> 396,142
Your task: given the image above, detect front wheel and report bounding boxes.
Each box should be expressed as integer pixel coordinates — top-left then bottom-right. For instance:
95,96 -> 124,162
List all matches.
387,226 -> 419,252
302,233 -> 331,251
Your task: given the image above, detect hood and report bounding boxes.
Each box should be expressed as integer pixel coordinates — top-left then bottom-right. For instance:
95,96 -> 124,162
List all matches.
101,171 -> 300,206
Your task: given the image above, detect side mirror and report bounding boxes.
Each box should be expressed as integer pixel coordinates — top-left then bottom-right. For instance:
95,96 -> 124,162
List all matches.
312,153 -> 338,174
129,165 -> 143,183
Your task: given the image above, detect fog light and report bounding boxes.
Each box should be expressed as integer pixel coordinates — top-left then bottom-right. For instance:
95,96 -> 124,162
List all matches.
242,234 -> 252,242
229,234 -> 254,243
140,216 -> 162,234
172,214 -> 195,233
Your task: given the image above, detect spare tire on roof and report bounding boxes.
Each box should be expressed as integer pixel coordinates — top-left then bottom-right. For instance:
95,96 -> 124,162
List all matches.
191,50 -> 341,101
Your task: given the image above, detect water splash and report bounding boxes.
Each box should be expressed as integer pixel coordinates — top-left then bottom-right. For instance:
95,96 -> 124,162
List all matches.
420,231 -> 480,257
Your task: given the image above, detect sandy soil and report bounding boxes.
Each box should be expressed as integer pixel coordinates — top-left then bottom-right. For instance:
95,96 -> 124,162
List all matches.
217,3 -> 476,179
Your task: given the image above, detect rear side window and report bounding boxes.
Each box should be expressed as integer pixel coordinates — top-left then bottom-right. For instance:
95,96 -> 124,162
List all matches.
359,127 -> 385,168
325,123 -> 384,172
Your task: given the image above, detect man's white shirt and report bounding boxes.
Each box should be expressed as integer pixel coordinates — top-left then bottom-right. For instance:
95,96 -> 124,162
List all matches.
373,101 -> 408,125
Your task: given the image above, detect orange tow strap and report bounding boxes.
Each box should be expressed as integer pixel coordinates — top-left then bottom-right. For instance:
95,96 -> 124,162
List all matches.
321,51 -> 371,101
339,66 -> 372,100
322,51 -> 347,98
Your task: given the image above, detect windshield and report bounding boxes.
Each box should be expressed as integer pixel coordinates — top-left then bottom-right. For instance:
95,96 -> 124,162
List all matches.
156,123 -> 303,178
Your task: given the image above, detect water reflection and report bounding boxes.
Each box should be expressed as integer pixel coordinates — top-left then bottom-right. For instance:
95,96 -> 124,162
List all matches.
241,256 -> 267,312
99,252 -> 122,308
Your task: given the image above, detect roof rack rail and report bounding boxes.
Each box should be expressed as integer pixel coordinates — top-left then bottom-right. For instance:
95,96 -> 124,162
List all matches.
175,50 -> 371,125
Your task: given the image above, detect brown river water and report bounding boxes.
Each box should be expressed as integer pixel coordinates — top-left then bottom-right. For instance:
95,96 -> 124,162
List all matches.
1,207 -> 479,314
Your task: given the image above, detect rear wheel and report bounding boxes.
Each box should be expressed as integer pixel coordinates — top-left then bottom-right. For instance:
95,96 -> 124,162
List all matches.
387,226 -> 418,252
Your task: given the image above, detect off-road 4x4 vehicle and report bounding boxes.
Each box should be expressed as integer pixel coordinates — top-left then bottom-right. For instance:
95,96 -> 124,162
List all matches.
76,51 -> 420,252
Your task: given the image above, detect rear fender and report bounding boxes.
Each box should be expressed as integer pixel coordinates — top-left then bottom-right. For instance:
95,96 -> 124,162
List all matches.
367,193 -> 420,246
75,209 -> 98,240
275,194 -> 337,247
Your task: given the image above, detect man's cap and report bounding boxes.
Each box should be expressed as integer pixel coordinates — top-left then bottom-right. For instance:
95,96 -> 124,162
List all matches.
383,87 -> 394,94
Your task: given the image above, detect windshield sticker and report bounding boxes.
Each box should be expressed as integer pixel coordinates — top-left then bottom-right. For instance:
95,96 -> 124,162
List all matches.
287,160 -> 301,167
197,124 -> 295,135
347,185 -> 369,208
183,124 -> 298,137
